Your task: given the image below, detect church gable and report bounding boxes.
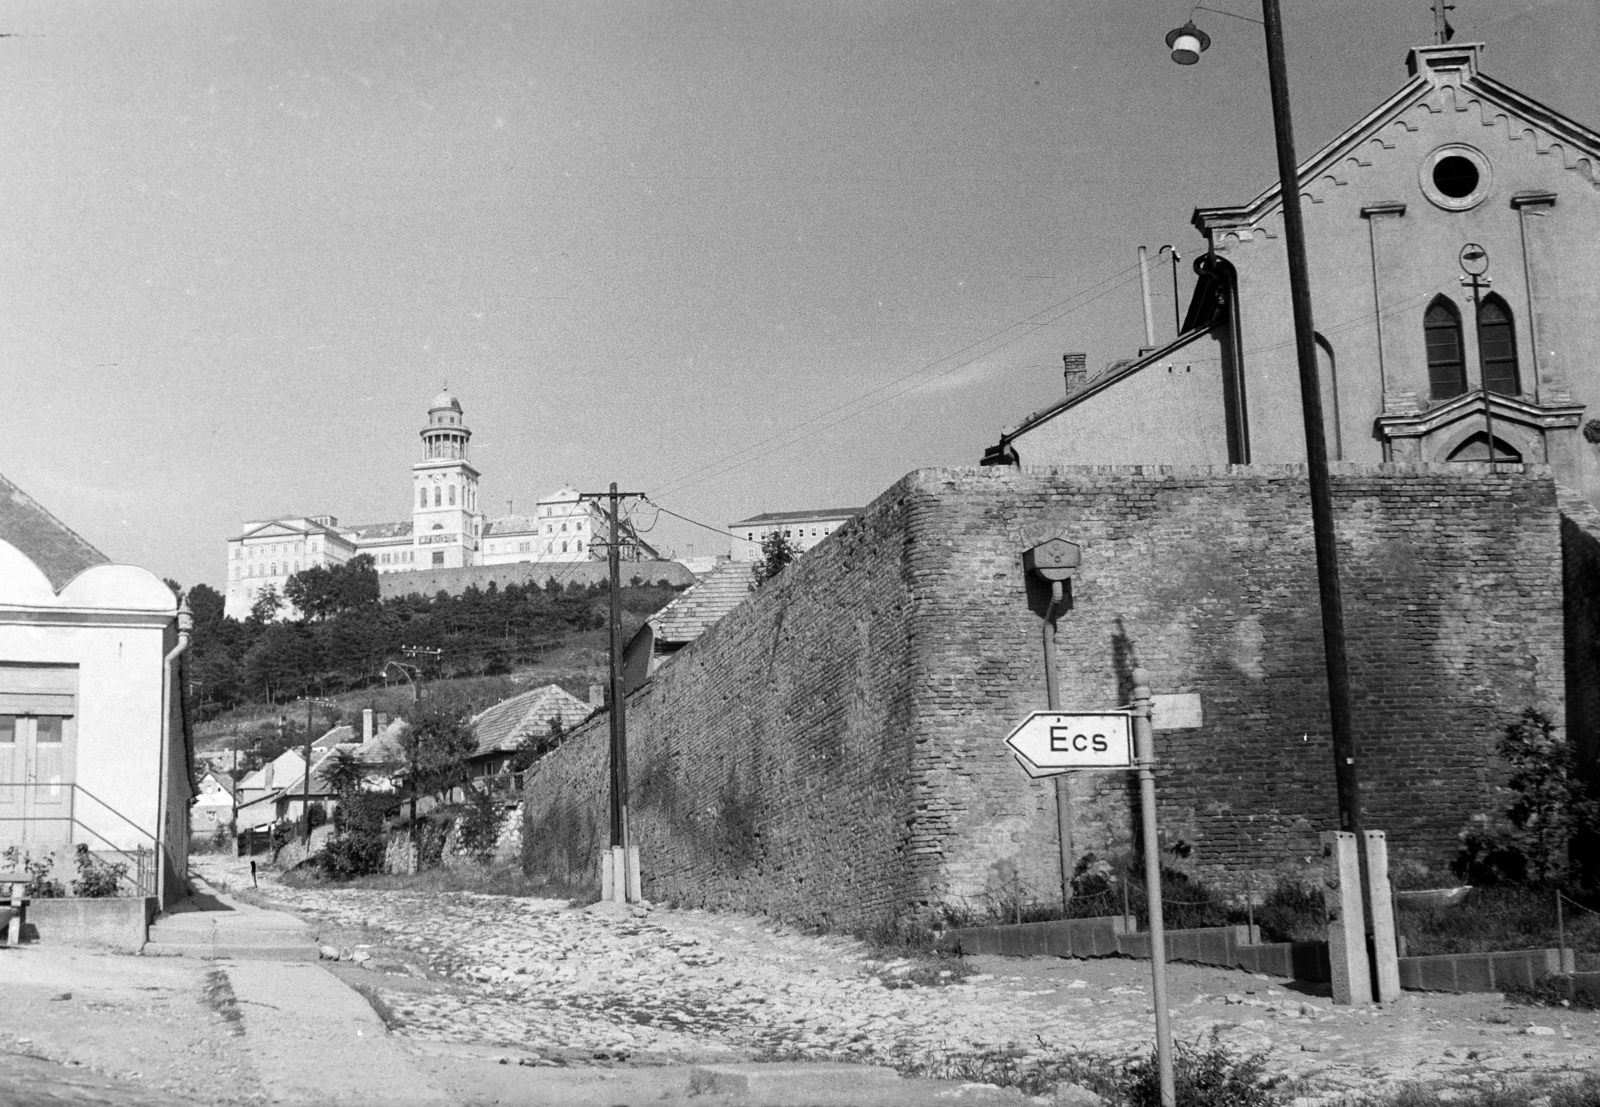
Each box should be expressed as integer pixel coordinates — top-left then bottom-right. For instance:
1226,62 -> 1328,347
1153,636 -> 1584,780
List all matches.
1196,43 -> 1600,241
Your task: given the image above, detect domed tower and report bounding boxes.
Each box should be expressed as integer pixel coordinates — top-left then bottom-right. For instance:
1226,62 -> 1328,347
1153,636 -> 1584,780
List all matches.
411,389 -> 485,569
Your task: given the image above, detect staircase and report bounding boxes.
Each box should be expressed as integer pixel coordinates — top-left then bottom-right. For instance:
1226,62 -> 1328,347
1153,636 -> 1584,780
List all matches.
142,876 -> 318,961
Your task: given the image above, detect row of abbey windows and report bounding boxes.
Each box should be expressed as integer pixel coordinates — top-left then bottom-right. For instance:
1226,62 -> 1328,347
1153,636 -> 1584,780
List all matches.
1425,293 -> 1519,401
418,484 -> 475,508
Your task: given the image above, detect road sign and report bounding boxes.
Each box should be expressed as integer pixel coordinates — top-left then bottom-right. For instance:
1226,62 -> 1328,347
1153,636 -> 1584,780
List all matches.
1006,711 -> 1134,771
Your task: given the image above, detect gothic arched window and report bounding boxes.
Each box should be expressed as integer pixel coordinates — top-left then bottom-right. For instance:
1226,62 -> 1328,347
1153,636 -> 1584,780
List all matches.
433,487 -> 441,507
1424,296 -> 1467,400
1478,294 -> 1520,396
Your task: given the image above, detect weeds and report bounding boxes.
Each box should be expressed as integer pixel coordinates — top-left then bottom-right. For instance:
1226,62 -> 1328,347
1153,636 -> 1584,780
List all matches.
282,861 -> 544,897
347,980 -> 404,1032
1360,1073 -> 1600,1107
1397,885 -> 1600,969
201,968 -> 244,1035
70,845 -> 128,898
900,1032 -> 1287,1107
1,847 -> 63,898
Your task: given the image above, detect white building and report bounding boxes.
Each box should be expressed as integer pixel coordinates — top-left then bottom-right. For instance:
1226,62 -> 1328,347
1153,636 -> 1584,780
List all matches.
223,390 -> 659,618
0,473 -> 192,909
728,508 -> 861,562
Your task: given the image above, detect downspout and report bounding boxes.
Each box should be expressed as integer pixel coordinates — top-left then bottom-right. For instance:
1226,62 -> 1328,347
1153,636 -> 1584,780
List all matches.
155,600 -> 193,908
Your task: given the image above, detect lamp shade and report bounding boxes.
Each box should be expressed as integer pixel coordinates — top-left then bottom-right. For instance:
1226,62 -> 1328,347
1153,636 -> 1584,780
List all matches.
1165,21 -> 1210,65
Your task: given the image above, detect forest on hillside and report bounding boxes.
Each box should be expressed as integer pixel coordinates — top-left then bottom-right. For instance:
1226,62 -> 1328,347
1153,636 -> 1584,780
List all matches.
178,555 -> 685,717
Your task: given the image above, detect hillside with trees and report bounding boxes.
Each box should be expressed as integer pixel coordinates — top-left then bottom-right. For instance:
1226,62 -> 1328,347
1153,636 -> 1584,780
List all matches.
180,555 -> 685,717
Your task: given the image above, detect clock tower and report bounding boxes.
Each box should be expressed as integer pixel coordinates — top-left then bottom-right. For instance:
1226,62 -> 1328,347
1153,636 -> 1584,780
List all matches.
411,389 -> 484,569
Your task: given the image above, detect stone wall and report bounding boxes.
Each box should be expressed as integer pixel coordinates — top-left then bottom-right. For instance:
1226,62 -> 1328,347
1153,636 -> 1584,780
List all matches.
522,464 -> 1566,931
379,558 -> 696,600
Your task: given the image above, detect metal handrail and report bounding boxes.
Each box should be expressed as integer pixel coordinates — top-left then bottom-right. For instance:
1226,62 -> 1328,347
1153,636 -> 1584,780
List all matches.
0,782 -> 163,896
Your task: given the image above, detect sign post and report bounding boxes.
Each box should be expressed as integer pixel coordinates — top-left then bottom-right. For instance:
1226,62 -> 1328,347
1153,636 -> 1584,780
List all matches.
1004,679 -> 1174,1107
1131,669 -> 1176,1107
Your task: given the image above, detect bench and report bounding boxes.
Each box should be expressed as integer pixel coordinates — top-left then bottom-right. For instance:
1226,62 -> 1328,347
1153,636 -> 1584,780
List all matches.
0,870 -> 29,946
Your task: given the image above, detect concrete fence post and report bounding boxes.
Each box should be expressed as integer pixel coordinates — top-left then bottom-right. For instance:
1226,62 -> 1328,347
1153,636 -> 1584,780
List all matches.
1364,830 -> 1401,1002
1321,830 -> 1372,1005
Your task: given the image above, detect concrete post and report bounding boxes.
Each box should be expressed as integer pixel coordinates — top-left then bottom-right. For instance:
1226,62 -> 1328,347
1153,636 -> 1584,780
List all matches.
1364,830 -> 1401,1002
1321,830 -> 1372,1005
627,845 -> 642,904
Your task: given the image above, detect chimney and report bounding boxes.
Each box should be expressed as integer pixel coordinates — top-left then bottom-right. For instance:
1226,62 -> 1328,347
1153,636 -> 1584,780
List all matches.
362,708 -> 374,744
589,682 -> 605,707
1063,353 -> 1088,395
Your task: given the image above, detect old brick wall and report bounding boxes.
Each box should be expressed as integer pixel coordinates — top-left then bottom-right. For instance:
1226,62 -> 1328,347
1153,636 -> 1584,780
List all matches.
1559,490 -> 1600,782
522,464 -> 1565,929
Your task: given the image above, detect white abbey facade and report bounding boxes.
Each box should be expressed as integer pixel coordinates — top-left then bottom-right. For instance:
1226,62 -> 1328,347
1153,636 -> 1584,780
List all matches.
223,391 -> 658,619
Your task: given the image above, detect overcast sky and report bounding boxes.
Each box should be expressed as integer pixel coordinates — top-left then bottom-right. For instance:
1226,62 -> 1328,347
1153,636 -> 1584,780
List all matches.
0,0 -> 1591,590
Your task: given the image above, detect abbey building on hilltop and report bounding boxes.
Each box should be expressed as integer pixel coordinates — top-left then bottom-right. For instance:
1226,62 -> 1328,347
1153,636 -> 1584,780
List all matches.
985,44 -> 1600,498
223,390 -> 658,619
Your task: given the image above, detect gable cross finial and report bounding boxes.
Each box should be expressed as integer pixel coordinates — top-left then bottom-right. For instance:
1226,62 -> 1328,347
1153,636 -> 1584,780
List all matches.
1432,0 -> 1455,44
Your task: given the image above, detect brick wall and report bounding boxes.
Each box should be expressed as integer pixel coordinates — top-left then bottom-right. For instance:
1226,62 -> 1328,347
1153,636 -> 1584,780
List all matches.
522,464 -> 1566,930
1560,490 -> 1600,782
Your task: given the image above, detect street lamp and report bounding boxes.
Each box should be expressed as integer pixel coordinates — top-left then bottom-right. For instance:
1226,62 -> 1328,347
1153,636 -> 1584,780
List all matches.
1166,0 -> 1370,974
383,660 -> 424,870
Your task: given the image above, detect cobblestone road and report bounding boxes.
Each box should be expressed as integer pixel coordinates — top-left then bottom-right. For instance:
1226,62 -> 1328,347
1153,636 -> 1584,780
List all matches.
197,858 -> 1600,1104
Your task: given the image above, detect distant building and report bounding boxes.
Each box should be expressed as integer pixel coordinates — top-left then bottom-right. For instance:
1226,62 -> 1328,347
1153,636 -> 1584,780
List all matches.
467,684 -> 594,778
728,508 -> 861,562
623,561 -> 759,690
224,390 -> 659,618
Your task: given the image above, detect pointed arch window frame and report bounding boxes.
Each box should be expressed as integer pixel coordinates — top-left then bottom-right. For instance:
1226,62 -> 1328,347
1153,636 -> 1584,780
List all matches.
1424,294 -> 1468,401
1476,292 -> 1520,397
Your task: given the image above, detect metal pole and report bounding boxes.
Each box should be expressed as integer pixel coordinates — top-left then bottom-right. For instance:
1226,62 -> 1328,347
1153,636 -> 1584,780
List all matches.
1260,0 -> 1368,924
1131,668 -> 1175,1107
1468,274 -> 1495,468
1138,246 -> 1157,348
1169,248 -> 1182,335
1042,581 -> 1073,907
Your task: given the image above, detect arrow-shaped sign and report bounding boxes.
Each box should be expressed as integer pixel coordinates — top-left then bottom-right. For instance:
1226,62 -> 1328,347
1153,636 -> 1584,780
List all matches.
1006,711 -> 1134,773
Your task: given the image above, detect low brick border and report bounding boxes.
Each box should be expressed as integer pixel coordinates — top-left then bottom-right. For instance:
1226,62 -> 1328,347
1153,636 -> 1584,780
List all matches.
943,916 -> 1569,994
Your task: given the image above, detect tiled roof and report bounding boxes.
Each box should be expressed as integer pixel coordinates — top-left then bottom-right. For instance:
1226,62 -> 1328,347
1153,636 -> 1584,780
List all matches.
470,685 -> 593,757
345,520 -> 413,541
484,514 -> 539,536
356,719 -> 409,768
314,725 -> 353,749
728,507 -> 861,528
0,473 -> 111,591
649,561 -> 758,645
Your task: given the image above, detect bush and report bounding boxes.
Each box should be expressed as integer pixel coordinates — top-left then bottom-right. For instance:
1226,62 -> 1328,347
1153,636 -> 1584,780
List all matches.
318,793 -> 392,881
1122,1031 -> 1285,1107
1455,709 -> 1600,886
2,847 -> 63,898
1254,878 -> 1324,943
71,844 -> 128,898
455,787 -> 507,866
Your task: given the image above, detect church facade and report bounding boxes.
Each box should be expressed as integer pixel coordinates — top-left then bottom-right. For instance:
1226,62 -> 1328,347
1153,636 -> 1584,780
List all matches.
223,390 -> 658,619
984,44 -> 1600,494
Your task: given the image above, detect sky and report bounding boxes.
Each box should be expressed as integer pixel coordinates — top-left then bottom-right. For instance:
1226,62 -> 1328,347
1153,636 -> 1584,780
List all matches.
0,0 -> 1592,590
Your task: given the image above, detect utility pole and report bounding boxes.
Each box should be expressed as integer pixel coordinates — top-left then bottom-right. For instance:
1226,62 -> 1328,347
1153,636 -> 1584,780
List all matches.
395,648 -> 438,868
580,482 -> 645,902
300,697 -> 336,846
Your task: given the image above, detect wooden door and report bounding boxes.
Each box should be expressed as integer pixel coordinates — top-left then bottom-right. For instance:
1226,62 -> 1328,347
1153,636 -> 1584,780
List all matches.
23,716 -> 73,839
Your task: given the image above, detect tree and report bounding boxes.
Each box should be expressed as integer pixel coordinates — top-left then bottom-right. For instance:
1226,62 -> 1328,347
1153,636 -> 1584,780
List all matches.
320,747 -> 368,799
398,697 -> 478,807
752,531 -> 802,587
249,585 -> 284,625
1455,709 -> 1600,885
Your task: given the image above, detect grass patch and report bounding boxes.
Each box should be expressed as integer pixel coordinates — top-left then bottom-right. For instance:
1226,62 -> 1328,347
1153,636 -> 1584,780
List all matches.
201,968 -> 244,1035
1398,885 -> 1600,969
346,980 -> 404,1032
1359,1073 -> 1600,1107
900,1032 -> 1289,1107
279,861 -> 546,897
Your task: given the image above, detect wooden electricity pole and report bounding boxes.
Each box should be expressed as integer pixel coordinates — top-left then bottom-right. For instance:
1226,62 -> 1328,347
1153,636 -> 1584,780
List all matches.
581,483 -> 645,901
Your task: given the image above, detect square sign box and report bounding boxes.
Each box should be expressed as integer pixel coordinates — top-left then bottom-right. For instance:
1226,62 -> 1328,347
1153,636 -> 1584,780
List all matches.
1006,711 -> 1134,773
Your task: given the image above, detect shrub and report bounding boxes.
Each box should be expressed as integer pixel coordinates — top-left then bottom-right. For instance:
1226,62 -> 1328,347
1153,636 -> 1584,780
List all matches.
455,787 -> 507,866
1455,709 -> 1600,886
319,792 -> 392,881
1122,1031 -> 1286,1107
1254,878 -> 1324,943
2,847 -> 63,898
71,844 -> 128,898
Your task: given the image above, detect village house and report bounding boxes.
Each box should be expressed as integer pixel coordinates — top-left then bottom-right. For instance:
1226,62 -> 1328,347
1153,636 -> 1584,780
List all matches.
0,474 -> 192,909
